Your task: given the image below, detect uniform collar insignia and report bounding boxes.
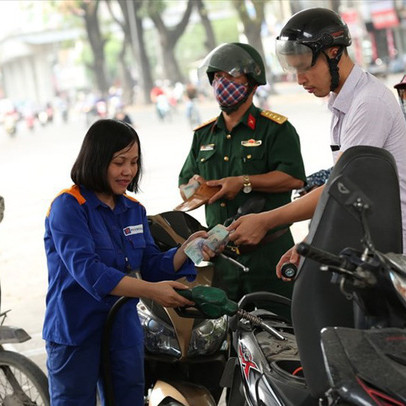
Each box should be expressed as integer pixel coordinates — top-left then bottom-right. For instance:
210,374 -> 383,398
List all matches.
247,113 -> 256,130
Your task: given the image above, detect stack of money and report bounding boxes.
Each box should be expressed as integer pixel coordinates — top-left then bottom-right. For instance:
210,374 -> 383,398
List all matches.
185,224 -> 229,265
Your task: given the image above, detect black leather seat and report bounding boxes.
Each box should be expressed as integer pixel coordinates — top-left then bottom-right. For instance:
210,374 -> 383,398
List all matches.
291,146 -> 403,398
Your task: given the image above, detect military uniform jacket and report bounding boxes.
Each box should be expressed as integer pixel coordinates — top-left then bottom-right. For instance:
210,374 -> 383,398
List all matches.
179,104 -> 306,229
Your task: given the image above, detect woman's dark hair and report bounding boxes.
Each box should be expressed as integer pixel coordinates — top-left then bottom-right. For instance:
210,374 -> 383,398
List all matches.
71,119 -> 142,194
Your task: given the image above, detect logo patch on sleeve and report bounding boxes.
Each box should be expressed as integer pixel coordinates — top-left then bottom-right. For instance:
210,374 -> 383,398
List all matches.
123,224 -> 143,236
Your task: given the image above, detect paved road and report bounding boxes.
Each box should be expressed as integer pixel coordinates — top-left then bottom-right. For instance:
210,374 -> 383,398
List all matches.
0,75 -> 400,402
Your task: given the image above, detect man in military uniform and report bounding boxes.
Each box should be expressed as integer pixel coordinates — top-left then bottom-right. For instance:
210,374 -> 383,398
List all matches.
178,42 -> 306,301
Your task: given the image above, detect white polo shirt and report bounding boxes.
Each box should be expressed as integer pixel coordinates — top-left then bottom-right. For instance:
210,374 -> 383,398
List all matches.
328,64 -> 406,251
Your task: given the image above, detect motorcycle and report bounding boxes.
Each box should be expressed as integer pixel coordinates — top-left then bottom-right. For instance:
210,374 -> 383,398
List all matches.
0,196 -> 50,405
101,196 -> 266,406
141,210 -> 227,406
222,145 -> 406,405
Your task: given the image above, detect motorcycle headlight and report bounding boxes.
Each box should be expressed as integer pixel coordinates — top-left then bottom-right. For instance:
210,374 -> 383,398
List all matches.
389,270 -> 406,308
187,316 -> 228,357
138,302 -> 228,358
137,302 -> 181,358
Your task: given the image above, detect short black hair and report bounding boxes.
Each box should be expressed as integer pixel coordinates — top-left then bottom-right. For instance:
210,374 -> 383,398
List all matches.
71,119 -> 142,194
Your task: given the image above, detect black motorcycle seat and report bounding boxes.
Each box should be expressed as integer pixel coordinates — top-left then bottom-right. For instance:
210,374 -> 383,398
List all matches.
292,146 -> 402,398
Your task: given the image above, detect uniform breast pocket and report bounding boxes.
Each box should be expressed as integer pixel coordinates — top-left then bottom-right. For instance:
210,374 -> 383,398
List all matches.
196,149 -> 216,166
126,233 -> 146,250
241,146 -> 266,172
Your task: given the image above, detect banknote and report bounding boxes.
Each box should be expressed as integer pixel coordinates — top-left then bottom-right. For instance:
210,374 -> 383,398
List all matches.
180,179 -> 200,199
184,224 -> 229,264
184,237 -> 205,264
204,224 -> 229,251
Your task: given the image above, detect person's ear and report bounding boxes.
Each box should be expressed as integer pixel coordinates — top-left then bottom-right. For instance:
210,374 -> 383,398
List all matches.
328,47 -> 340,58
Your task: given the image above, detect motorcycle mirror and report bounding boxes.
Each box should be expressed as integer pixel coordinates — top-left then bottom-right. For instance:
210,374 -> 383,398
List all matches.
328,175 -> 373,220
237,196 -> 266,217
329,175 -> 375,250
223,196 -> 266,226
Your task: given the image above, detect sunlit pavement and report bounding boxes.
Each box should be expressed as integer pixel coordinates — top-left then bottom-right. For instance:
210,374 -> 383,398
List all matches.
0,75 -> 401,398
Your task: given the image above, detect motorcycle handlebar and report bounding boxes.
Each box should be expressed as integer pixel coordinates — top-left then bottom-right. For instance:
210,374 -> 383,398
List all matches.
296,242 -> 347,268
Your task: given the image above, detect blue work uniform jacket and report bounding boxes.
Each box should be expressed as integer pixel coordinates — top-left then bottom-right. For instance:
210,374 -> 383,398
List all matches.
43,185 -> 196,348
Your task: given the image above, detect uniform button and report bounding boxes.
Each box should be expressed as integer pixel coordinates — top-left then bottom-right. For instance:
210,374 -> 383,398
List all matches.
247,154 -> 252,159
224,156 -> 229,161
226,134 -> 232,139
220,202 -> 226,207
200,158 -> 205,162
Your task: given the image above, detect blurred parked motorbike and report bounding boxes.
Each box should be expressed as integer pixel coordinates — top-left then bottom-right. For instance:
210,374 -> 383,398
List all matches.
0,196 -> 50,405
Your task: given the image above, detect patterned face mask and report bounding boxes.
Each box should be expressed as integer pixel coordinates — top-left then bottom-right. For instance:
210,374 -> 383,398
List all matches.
213,76 -> 249,108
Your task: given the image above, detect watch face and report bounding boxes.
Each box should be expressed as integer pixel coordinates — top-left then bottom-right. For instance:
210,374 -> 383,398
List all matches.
243,185 -> 252,193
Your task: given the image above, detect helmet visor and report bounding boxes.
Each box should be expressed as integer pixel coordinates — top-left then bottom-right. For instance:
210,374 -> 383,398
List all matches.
276,40 -> 314,74
198,43 -> 262,83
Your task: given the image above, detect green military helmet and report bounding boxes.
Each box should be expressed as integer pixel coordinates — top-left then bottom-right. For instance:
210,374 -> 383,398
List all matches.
198,42 -> 267,86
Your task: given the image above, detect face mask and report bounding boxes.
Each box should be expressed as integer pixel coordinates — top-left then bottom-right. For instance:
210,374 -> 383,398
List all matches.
213,76 -> 249,108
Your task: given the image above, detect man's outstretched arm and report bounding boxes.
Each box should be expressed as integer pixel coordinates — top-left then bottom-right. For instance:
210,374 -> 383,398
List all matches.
227,185 -> 324,246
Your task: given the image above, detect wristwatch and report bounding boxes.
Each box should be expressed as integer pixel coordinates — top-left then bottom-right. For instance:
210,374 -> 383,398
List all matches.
242,175 -> 252,194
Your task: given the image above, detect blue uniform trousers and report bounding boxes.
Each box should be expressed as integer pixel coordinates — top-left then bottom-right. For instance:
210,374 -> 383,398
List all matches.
46,340 -> 145,406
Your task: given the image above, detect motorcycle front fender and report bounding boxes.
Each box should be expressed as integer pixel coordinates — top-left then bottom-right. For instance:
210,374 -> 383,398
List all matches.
148,379 -> 216,406
0,325 -> 31,344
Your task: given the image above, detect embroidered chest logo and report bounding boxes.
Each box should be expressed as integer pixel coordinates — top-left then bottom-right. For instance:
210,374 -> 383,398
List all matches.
123,225 -> 143,236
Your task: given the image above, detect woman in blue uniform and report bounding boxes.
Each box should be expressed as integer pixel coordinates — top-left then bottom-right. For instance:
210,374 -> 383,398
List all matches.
43,119 -> 214,406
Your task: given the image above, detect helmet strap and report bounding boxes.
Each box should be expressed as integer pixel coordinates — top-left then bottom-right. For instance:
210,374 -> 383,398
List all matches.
322,47 -> 344,92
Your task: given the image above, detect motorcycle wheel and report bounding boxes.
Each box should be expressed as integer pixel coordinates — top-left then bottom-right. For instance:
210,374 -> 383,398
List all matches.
0,350 -> 50,405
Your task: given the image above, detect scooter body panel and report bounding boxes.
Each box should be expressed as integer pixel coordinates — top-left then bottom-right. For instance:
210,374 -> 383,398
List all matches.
236,326 -> 316,406
148,380 -> 216,406
0,325 -> 30,344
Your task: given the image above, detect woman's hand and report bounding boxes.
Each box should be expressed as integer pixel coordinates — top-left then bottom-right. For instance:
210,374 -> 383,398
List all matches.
144,280 -> 194,307
276,245 -> 301,282
174,230 -> 219,269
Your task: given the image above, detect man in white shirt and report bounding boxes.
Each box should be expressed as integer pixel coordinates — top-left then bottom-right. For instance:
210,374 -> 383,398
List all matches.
228,7 -> 406,267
